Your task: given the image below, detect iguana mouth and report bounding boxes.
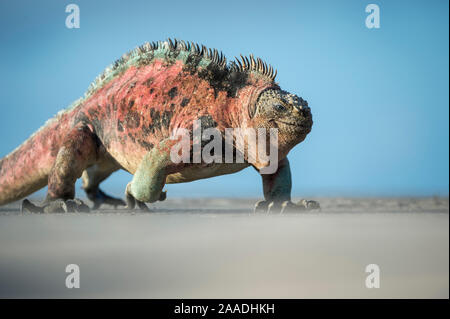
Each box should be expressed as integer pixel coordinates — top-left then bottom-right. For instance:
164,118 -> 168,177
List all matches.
276,120 -> 302,127
275,120 -> 312,135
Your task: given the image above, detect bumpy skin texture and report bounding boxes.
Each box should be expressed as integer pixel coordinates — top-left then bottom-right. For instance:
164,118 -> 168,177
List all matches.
0,39 -> 318,213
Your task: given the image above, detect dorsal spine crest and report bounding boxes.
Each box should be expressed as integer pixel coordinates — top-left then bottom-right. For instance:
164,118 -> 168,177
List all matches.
86,38 -> 277,100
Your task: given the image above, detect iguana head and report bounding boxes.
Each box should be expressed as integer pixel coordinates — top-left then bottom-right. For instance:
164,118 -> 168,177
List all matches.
252,88 -> 313,153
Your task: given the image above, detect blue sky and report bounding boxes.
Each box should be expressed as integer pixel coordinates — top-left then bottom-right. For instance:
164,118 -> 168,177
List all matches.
0,0 -> 448,198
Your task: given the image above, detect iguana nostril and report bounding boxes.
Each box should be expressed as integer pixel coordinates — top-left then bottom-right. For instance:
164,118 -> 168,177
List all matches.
298,107 -> 310,118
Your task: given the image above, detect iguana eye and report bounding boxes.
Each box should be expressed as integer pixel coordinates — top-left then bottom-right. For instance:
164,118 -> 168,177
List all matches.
274,104 -> 286,112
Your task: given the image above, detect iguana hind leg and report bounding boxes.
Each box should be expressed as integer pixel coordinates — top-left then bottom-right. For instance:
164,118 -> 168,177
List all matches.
81,160 -> 125,210
21,125 -> 100,213
254,157 -> 320,214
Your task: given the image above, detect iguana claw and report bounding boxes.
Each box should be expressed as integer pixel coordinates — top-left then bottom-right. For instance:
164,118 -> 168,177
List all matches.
297,199 -> 321,210
254,199 -> 320,214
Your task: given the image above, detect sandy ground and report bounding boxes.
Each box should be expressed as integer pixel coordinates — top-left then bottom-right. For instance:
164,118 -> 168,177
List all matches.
0,197 -> 448,298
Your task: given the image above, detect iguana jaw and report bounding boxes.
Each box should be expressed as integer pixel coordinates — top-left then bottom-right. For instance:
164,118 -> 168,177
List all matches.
273,111 -> 313,135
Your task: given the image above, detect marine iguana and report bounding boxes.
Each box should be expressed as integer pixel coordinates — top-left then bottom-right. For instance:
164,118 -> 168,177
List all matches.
0,39 -> 319,213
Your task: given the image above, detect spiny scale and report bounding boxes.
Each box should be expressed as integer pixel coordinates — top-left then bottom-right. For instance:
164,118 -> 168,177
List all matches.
87,38 -> 277,97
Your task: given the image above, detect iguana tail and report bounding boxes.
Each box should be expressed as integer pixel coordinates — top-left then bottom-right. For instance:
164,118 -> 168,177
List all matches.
0,118 -> 67,205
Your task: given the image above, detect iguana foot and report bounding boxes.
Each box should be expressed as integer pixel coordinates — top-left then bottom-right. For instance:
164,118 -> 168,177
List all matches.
85,187 -> 126,210
125,182 -> 149,211
254,199 -> 320,214
125,191 -> 150,212
124,183 -> 167,212
21,198 -> 90,213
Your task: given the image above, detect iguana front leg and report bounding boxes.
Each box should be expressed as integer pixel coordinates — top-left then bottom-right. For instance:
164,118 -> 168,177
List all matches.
254,157 -> 320,214
124,139 -> 173,211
